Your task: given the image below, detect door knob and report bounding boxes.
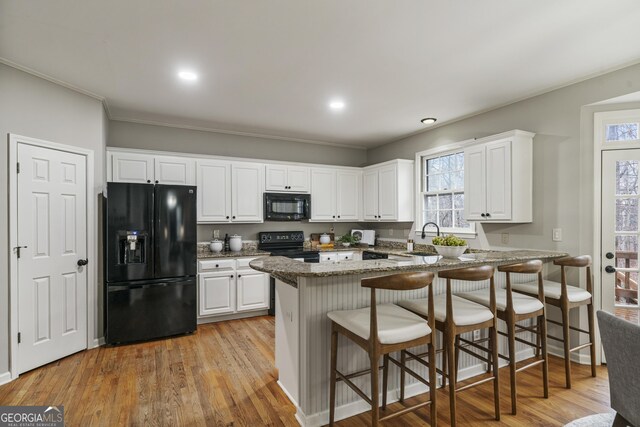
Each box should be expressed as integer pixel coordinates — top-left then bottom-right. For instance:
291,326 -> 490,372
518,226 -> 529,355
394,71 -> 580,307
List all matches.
605,252 -> 614,259
77,259 -> 89,266
605,265 -> 616,274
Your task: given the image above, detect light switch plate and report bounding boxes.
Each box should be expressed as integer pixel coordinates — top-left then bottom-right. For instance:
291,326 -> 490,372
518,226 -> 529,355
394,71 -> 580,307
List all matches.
552,228 -> 562,242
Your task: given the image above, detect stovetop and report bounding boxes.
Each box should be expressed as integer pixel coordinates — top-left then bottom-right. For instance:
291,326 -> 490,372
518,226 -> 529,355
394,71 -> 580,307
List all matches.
258,231 -> 319,262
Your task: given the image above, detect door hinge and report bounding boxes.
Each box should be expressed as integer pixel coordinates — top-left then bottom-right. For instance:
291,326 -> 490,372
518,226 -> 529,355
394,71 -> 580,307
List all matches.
17,332 -> 21,344
16,162 -> 20,173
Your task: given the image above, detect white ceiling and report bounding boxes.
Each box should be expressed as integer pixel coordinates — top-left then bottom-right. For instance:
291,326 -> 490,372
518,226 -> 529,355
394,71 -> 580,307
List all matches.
2,1 -> 640,148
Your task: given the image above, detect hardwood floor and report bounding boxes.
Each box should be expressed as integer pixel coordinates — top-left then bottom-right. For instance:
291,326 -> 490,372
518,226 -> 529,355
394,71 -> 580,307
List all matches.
0,316 -> 611,426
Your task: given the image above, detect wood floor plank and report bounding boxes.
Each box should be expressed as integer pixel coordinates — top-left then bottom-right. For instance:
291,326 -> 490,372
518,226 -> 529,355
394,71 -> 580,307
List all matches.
0,316 -> 611,426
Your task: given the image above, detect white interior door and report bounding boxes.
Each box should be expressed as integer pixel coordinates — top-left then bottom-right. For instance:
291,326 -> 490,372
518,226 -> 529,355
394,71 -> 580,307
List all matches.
17,143 -> 88,373
602,149 -> 640,324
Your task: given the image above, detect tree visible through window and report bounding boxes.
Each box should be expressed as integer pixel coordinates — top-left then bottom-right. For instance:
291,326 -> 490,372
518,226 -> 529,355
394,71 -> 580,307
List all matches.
607,123 -> 639,142
421,151 -> 473,232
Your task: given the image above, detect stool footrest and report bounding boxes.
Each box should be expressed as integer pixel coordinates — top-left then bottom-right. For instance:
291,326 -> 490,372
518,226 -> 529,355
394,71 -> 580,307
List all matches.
457,343 -> 492,365
389,356 -> 431,388
547,319 -> 590,335
515,358 -> 545,373
456,374 -> 496,393
570,342 -> 593,353
336,369 -> 372,406
379,399 -> 433,422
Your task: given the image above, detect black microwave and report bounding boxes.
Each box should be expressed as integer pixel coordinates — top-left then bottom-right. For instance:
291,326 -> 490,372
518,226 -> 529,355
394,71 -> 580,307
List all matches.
264,193 -> 310,221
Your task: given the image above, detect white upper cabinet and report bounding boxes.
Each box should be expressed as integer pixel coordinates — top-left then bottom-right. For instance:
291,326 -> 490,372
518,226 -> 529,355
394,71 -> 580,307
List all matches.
362,160 -> 414,221
310,167 -> 361,221
266,164 -> 310,193
463,130 -> 534,223
110,151 -> 154,183
109,151 -> 193,185
154,156 -> 195,185
196,160 -> 263,223
231,162 -> 264,222
336,170 -> 361,221
197,160 -> 231,223
310,168 -> 337,221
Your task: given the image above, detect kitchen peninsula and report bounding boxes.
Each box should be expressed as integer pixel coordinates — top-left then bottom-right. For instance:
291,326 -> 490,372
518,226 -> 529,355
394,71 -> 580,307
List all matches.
250,248 -> 566,426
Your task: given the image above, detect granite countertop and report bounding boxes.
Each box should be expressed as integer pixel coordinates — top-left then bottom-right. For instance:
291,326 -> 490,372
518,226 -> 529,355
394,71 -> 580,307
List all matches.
198,249 -> 271,259
249,249 -> 568,286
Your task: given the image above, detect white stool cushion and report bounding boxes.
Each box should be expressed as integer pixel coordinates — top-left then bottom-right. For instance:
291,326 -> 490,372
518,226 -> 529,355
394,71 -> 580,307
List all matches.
327,304 -> 431,345
457,288 -> 544,315
511,280 -> 592,303
397,295 -> 494,326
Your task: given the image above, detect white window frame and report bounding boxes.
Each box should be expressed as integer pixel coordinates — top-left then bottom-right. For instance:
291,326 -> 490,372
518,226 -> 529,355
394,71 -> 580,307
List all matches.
415,139 -> 477,238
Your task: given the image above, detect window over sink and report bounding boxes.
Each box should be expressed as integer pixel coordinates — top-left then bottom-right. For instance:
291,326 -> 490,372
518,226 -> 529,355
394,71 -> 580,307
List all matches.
418,148 -> 475,236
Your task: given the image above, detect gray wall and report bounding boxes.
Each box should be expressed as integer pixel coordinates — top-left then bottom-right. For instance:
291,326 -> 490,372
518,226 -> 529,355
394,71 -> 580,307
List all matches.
367,62 -> 640,260
109,120 -> 367,167
0,63 -> 107,376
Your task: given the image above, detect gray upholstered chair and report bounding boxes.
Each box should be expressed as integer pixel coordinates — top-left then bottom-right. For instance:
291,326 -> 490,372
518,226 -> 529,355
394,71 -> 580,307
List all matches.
597,310 -> 640,427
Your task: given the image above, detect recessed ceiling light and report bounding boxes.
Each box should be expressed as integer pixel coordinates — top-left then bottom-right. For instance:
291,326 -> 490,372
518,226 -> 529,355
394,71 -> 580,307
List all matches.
178,70 -> 198,82
421,117 -> 437,125
329,100 -> 346,111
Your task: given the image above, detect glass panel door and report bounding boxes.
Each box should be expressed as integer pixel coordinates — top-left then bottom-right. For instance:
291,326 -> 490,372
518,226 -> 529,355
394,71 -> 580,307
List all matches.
602,149 -> 640,324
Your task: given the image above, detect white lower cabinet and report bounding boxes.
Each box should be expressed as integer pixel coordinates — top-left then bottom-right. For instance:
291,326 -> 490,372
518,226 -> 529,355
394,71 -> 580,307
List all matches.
199,272 -> 236,316
237,272 -> 269,312
198,257 -> 269,319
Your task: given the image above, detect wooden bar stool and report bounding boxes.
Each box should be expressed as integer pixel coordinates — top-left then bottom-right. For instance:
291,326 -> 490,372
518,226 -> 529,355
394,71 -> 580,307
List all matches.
511,255 -> 596,388
397,265 -> 500,427
458,260 -> 549,414
328,272 -> 437,426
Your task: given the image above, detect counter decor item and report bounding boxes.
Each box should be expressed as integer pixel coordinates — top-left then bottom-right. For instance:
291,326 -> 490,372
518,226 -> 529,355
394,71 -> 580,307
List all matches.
407,238 -> 414,252
319,233 -> 331,245
229,234 -> 243,252
310,232 -> 334,249
209,239 -> 223,253
337,233 -> 360,248
432,234 -> 468,258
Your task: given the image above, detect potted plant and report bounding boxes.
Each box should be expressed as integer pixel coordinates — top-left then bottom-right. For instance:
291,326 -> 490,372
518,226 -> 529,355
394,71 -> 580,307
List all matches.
431,234 -> 468,258
337,234 -> 360,247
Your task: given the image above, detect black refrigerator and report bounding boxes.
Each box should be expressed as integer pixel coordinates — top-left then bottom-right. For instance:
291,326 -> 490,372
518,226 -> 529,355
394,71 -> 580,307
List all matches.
104,183 -> 197,344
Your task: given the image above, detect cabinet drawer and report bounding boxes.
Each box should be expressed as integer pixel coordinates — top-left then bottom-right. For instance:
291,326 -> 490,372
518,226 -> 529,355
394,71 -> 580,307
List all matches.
236,257 -> 259,270
319,252 -> 338,262
337,252 -> 355,261
198,259 -> 235,272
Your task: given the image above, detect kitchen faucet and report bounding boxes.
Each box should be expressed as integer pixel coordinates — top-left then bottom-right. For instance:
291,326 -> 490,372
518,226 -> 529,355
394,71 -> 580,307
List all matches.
421,222 -> 440,239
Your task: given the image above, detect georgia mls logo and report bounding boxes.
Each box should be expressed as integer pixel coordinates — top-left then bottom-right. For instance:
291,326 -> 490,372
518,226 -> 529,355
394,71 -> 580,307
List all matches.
0,405 -> 64,426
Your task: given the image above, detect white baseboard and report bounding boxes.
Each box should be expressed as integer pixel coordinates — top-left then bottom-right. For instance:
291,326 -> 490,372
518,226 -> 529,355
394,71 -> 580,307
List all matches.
197,310 -> 269,324
277,380 -> 299,408
293,347 -> 536,426
0,371 -> 13,386
90,337 -> 105,349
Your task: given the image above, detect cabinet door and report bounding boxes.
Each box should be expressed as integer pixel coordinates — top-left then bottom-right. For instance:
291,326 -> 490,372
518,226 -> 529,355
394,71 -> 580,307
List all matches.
464,146 -> 486,221
111,152 -> 154,183
485,140 -> 512,220
265,165 -> 288,191
363,169 -> 379,220
196,160 -> 231,223
377,164 -> 398,220
199,272 -> 236,316
287,166 -> 310,193
310,168 -> 337,221
336,170 -> 360,221
154,156 -> 195,185
232,162 -> 264,222
236,272 -> 269,312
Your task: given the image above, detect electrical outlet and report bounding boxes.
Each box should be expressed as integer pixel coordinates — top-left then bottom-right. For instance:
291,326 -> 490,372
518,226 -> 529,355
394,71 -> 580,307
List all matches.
389,229 -> 394,236
473,330 -> 481,341
213,229 -> 220,239
552,228 -> 562,242
501,233 -> 509,245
